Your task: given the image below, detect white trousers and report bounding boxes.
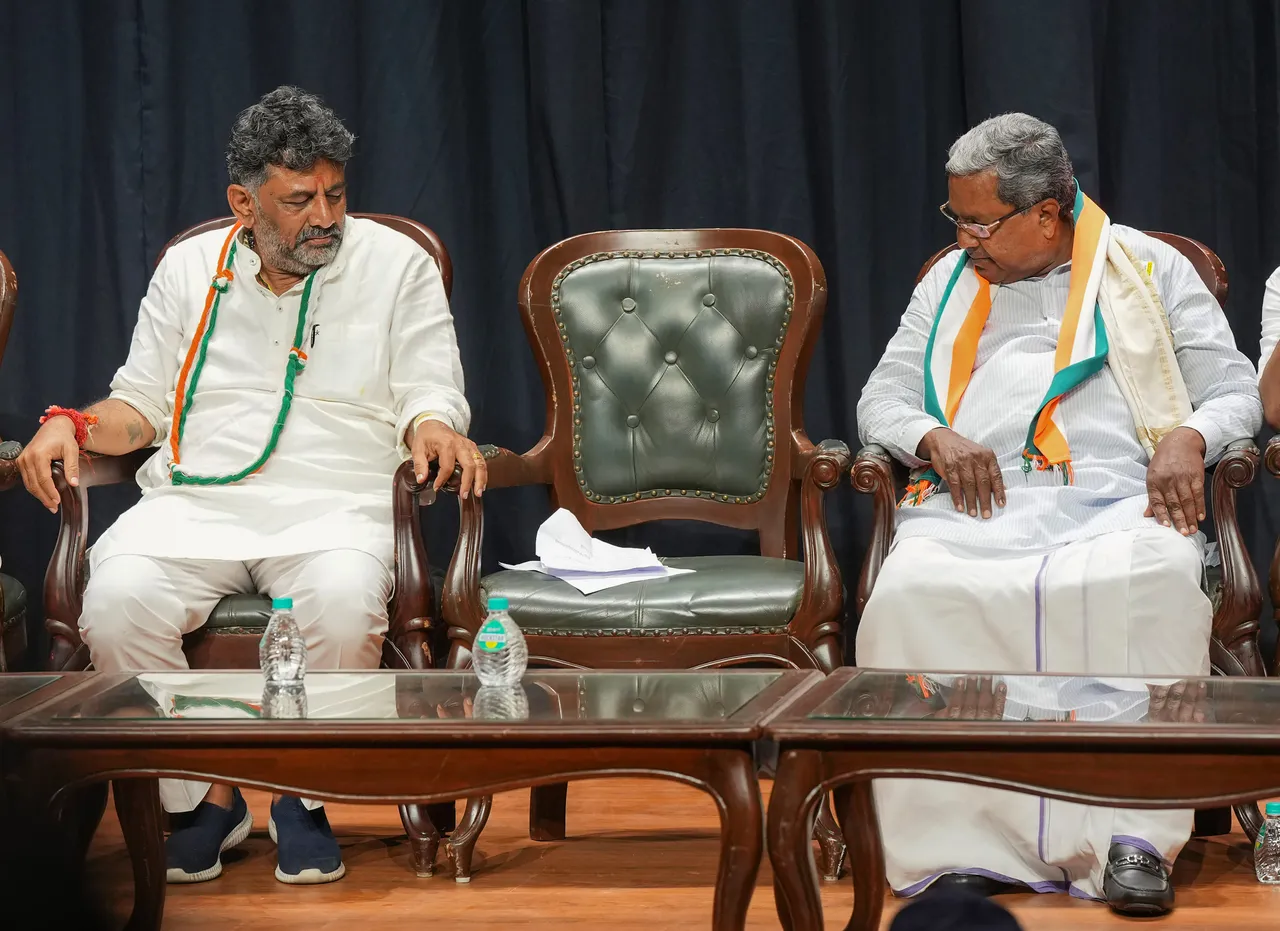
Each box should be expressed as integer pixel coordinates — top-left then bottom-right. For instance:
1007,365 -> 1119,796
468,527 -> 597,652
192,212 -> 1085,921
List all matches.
80,549 -> 392,812
856,527 -> 1211,901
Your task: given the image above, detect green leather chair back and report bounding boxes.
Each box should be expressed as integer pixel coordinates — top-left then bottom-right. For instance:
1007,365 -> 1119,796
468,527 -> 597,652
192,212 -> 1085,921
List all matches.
556,252 -> 789,501
519,230 -> 827,559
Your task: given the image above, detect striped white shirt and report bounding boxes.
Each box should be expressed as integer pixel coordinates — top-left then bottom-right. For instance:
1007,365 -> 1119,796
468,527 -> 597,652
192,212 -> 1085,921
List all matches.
858,226 -> 1262,551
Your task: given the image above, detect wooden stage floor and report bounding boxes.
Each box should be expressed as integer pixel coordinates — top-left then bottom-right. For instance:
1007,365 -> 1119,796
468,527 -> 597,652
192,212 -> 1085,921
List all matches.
86,780 -> 1280,929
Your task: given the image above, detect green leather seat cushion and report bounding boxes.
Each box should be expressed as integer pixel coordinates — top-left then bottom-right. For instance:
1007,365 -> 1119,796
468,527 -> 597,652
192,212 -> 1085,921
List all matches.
480,555 -> 802,636
204,593 -> 273,630
2,573 -> 26,624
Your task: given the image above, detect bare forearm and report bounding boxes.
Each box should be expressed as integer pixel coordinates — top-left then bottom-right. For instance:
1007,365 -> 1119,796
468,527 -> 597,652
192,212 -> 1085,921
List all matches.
1262,352 -> 1280,429
83,399 -> 156,455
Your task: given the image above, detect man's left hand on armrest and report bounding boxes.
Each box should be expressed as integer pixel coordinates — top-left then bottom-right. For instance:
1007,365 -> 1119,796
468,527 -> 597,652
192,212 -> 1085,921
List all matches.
1144,426 -> 1207,536
409,419 -> 487,499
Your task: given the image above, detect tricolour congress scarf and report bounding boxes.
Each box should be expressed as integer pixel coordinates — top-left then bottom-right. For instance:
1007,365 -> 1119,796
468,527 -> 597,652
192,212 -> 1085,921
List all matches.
902,183 -> 1190,506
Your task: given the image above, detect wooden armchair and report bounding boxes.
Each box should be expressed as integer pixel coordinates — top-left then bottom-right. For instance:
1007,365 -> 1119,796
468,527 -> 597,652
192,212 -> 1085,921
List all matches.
853,232 -> 1266,840
0,246 -> 28,671
40,214 -> 455,870
419,229 -> 850,879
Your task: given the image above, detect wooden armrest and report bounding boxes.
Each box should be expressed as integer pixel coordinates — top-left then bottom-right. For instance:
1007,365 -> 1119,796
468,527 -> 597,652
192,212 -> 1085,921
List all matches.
408,441 -> 551,658
389,461 -> 436,668
790,438 -> 854,670
850,444 -> 904,620
407,442 -> 553,498
44,449 -> 154,670
1209,437 -> 1262,677
792,436 -> 852,486
1262,435 -> 1280,478
1214,437 -> 1259,487
0,440 -> 21,492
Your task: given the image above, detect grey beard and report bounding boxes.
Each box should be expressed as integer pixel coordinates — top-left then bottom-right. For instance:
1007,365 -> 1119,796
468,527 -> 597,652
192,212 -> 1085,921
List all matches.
251,219 -> 342,276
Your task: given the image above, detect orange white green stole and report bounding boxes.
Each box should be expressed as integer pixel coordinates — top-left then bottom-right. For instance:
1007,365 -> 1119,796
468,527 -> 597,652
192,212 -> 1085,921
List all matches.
903,184 -> 1111,505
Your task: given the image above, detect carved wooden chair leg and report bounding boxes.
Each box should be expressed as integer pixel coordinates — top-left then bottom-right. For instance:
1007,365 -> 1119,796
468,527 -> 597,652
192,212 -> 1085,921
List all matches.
814,793 -> 847,881
398,804 -> 442,877
1236,803 -> 1265,842
447,795 -> 492,883
529,783 -> 568,841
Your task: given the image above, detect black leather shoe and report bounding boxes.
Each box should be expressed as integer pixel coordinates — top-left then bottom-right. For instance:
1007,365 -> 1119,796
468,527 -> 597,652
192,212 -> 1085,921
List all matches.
1103,843 -> 1174,916
928,872 -> 1024,897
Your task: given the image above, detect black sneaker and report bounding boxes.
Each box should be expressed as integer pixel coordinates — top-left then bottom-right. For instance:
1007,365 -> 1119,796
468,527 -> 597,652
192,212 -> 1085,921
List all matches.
268,796 -> 346,884
165,788 -> 253,883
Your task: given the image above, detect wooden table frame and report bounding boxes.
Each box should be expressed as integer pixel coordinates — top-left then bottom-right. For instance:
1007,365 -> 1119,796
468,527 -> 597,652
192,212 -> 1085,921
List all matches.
764,668 -> 1280,931
4,669 -> 821,931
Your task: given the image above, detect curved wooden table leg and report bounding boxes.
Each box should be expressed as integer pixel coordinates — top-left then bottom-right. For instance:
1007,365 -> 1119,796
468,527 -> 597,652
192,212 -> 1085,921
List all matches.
835,780 -> 884,931
114,778 -> 165,931
705,751 -> 764,931
447,794 -> 492,883
773,876 -> 795,931
767,749 -> 825,931
398,803 -> 441,877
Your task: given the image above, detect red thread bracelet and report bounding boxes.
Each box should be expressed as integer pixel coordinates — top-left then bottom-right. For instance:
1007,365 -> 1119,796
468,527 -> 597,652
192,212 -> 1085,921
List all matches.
40,406 -> 99,448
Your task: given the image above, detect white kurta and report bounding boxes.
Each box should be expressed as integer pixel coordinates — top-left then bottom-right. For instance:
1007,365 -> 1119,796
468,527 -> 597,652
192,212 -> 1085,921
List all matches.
855,227 -> 1260,900
1260,264 -> 1280,375
858,226 -> 1261,551
92,217 -> 469,571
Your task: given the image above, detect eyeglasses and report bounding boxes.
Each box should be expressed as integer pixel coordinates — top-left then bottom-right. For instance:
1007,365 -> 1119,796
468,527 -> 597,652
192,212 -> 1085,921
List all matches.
938,199 -> 1044,240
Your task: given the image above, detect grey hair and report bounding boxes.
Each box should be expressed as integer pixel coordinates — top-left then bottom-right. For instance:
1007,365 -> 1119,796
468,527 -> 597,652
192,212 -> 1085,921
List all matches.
225,86 -> 355,189
945,113 -> 1075,216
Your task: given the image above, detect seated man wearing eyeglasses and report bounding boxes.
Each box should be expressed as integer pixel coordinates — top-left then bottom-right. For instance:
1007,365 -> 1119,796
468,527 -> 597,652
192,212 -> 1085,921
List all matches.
16,87 -> 486,886
856,113 -> 1260,916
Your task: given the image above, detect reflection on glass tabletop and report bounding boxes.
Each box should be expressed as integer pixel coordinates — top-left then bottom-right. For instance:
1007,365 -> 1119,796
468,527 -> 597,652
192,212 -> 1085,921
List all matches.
808,670 -> 1278,726
0,675 -> 60,709
24,670 -> 785,724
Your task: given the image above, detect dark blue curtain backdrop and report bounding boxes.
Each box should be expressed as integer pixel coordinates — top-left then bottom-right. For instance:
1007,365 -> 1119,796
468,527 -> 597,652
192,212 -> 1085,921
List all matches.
2,0 -> 1280,665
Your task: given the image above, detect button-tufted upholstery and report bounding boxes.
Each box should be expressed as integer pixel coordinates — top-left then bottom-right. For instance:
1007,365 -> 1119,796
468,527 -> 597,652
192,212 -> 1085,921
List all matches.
557,253 -> 790,501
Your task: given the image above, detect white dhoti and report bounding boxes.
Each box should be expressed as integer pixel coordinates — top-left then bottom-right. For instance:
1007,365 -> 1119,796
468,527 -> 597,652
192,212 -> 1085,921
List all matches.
855,526 -> 1211,901
80,549 -> 393,813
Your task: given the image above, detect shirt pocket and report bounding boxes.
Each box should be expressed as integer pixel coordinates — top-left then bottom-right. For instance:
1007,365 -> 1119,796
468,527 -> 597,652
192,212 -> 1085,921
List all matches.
298,321 -> 386,401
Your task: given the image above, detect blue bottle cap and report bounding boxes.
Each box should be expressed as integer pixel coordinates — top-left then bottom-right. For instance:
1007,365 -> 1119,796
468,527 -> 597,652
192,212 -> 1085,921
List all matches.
487,597 -> 509,611
1267,802 -> 1280,817
271,597 -> 293,610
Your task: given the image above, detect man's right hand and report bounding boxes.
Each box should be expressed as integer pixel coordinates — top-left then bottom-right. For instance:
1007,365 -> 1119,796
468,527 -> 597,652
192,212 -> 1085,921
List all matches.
917,426 -> 1006,519
17,416 -> 80,512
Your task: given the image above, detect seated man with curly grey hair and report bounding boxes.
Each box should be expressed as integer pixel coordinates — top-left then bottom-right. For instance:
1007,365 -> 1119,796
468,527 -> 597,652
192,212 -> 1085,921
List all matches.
17,86 -> 485,885
856,113 -> 1260,915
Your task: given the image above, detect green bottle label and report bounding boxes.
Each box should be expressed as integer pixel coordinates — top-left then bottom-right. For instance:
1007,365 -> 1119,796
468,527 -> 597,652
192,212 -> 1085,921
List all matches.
477,618 -> 508,653
1257,823 -> 1267,856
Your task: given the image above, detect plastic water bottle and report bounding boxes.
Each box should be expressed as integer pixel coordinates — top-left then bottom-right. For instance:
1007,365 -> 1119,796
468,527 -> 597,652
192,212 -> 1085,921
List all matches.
262,681 -> 308,719
1256,802 -> 1280,882
472,597 -> 528,687
260,597 -> 307,685
473,685 -> 530,720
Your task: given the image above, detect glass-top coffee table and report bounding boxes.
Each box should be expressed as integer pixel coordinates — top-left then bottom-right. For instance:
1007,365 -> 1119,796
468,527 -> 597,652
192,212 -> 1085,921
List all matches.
764,668 -> 1280,931
0,674 -> 61,709
4,668 -> 820,931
